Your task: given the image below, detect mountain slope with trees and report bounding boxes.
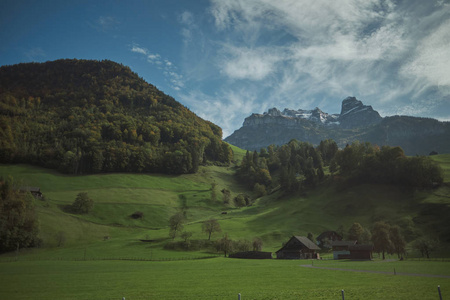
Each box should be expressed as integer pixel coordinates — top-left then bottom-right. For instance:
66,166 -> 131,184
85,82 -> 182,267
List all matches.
0,59 -> 232,174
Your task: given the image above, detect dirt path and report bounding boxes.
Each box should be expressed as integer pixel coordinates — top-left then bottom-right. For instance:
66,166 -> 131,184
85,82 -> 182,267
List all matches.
300,265 -> 450,278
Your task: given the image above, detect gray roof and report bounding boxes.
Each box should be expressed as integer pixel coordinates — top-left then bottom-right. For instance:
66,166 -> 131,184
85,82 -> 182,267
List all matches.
293,236 -> 321,250
331,240 -> 357,247
20,186 -> 41,192
349,244 -> 373,251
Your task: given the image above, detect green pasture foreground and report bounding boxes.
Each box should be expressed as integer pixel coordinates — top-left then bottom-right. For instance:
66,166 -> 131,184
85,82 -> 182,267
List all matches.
1,258 -> 449,300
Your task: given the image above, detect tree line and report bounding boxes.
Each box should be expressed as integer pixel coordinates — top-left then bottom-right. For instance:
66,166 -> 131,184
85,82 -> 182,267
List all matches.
0,59 -> 232,175
237,139 -> 443,195
328,222 -> 439,259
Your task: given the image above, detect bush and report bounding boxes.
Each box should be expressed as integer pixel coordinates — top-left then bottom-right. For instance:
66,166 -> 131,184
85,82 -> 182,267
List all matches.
72,192 -> 94,214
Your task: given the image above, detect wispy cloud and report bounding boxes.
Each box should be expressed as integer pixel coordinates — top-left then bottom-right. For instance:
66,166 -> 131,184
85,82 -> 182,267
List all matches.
24,47 -> 46,61
179,87 -> 265,137
130,44 -> 184,90
90,16 -> 120,32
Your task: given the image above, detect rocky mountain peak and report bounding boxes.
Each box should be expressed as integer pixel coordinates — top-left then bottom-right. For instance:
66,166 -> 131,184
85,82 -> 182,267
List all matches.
338,96 -> 382,129
265,107 -> 282,117
340,97 -> 363,115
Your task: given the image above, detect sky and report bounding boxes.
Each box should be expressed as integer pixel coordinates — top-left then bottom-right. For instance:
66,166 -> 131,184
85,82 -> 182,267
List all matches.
1,0 -> 450,138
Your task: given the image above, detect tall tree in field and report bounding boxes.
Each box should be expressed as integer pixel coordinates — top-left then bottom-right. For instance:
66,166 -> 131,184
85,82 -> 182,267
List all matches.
389,225 -> 406,258
215,233 -> 233,257
413,237 -> 439,258
202,219 -> 222,240
252,238 -> 263,251
371,221 -> 393,260
348,223 -> 364,242
72,192 -> 94,214
169,212 -> 185,239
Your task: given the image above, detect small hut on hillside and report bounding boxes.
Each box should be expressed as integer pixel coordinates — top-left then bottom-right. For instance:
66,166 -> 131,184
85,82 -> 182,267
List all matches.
276,236 -> 321,259
19,186 -> 43,199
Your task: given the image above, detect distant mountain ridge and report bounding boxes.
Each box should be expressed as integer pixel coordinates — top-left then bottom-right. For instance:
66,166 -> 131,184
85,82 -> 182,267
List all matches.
225,97 -> 450,155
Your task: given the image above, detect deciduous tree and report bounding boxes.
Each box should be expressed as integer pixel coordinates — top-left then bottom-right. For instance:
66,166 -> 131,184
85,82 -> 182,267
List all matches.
0,177 -> 40,253
348,223 -> 364,242
215,233 -> 233,257
202,219 -> 221,240
169,212 -> 185,239
389,225 -> 406,258
72,192 -> 94,214
371,221 -> 393,260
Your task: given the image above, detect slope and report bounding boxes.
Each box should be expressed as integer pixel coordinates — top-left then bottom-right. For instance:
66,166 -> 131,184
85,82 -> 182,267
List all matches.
0,59 -> 232,175
1,155 -> 449,259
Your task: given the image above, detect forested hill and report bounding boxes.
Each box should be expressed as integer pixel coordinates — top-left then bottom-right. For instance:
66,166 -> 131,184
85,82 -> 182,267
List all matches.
0,59 -> 232,174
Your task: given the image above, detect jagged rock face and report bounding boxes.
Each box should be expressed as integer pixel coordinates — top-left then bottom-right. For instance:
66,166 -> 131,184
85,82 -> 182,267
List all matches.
225,97 -> 450,155
338,97 -> 382,129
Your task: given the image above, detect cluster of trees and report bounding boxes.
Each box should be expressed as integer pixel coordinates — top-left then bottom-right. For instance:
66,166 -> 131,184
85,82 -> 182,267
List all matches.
166,212 -> 262,256
334,142 -> 443,188
0,177 -> 40,253
237,139 -> 443,195
215,234 -> 263,257
0,59 -> 232,175
237,140 -> 327,194
331,222 -> 438,259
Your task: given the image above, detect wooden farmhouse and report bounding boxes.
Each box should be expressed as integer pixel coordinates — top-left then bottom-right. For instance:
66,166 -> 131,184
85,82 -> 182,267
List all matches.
331,241 -> 373,260
276,236 -> 321,259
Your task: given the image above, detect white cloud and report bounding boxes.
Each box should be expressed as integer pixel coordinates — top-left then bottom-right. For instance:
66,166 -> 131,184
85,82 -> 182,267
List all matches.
131,46 -> 148,55
221,46 -> 283,81
400,19 -> 450,87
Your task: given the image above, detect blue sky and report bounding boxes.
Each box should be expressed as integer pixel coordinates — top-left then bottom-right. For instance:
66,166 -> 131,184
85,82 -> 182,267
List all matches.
1,0 -> 450,138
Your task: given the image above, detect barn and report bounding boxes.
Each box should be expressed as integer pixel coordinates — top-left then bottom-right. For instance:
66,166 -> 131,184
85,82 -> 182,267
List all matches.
349,244 -> 373,260
276,236 -> 321,259
331,240 -> 357,259
331,241 -> 373,260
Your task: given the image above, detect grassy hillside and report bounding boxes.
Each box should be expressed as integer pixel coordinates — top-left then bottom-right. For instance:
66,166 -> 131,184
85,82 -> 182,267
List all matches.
1,153 -> 450,260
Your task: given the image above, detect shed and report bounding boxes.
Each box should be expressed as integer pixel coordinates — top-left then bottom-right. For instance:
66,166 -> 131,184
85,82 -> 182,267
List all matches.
331,240 -> 357,259
349,244 -> 373,260
276,236 -> 321,259
19,186 -> 43,198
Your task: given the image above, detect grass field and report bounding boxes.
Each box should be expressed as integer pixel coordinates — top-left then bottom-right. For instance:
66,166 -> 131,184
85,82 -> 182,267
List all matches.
0,258 -> 449,299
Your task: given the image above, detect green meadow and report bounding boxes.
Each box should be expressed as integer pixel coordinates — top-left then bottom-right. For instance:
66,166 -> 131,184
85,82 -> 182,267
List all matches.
1,259 -> 449,300
1,153 -> 450,299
